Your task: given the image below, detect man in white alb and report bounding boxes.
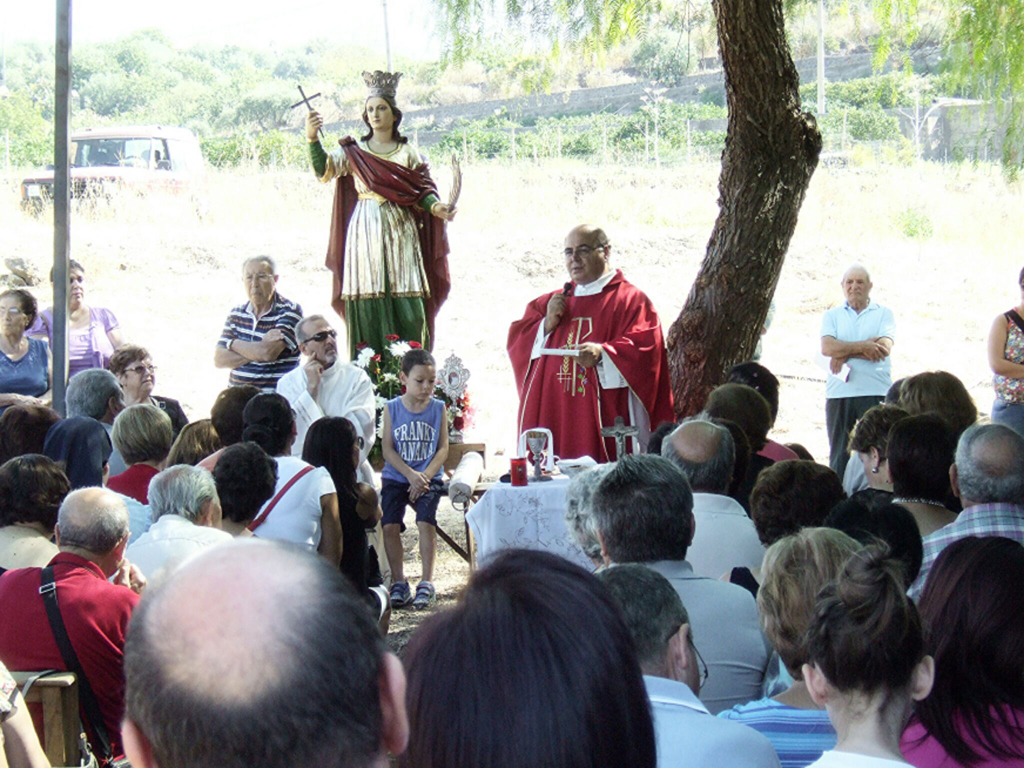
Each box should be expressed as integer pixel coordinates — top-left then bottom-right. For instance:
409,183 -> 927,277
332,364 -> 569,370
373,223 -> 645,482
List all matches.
276,315 -> 376,473
276,314 -> 385,580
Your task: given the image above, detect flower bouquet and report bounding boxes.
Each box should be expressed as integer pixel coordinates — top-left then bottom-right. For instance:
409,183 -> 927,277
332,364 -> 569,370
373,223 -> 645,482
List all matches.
355,336 -> 475,468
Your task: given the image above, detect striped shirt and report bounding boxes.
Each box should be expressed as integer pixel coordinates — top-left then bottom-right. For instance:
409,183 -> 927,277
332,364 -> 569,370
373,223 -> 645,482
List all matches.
719,699 -> 836,768
909,502 -> 1024,599
218,293 -> 302,390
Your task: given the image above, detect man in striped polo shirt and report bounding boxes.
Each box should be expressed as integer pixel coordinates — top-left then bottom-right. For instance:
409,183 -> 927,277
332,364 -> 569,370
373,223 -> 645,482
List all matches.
214,256 -> 302,391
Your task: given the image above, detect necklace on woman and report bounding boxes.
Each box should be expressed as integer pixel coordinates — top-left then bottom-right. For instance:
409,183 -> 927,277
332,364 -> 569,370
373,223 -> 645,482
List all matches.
892,496 -> 947,508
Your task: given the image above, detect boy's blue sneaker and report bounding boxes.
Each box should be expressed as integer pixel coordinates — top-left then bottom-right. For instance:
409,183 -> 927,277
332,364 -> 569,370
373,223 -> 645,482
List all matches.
413,581 -> 435,610
390,581 -> 412,608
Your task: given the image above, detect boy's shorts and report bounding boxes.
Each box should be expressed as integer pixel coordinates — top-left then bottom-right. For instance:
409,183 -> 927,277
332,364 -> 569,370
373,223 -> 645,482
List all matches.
381,477 -> 444,531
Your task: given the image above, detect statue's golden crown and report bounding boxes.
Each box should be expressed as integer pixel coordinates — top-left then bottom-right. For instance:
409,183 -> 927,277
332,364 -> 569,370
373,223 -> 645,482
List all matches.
362,70 -> 403,100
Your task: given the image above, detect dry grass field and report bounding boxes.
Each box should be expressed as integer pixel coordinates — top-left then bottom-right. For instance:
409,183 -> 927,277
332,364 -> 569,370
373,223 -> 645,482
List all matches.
2,156 -> 1021,647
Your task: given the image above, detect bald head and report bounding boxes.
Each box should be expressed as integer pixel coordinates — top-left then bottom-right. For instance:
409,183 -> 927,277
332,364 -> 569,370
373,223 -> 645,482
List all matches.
145,543 -> 313,700
56,487 -> 130,556
661,418 -> 735,494
564,224 -> 612,285
954,423 -> 1024,506
566,224 -> 610,248
124,540 -> 397,768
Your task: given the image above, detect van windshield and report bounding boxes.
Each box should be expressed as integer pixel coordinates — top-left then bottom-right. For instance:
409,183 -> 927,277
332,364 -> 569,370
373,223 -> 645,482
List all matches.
72,138 -> 154,168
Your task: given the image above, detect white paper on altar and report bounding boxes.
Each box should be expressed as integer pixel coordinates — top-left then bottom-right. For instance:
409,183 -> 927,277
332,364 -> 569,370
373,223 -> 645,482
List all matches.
467,477 -> 594,571
538,347 -> 580,357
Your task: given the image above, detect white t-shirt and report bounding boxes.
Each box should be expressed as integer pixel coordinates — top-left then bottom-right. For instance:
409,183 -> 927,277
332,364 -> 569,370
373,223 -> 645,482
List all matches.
252,456 -> 336,552
808,750 -> 908,768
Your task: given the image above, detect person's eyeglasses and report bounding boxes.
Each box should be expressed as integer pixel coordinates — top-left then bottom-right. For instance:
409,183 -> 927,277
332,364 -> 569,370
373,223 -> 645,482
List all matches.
563,244 -> 605,259
304,329 -> 337,344
690,633 -> 710,691
1,307 -> 24,317
244,273 -> 273,283
127,364 -> 157,375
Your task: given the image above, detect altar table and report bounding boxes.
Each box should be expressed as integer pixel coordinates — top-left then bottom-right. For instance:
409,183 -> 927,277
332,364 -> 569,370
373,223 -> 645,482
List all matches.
466,475 -> 593,570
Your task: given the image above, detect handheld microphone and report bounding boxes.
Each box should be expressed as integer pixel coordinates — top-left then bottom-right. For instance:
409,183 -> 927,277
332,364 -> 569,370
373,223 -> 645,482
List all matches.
562,282 -> 573,297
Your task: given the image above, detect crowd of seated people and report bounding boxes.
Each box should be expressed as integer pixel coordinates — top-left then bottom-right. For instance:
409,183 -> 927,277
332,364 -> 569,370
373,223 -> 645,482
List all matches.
2,282 -> 1024,768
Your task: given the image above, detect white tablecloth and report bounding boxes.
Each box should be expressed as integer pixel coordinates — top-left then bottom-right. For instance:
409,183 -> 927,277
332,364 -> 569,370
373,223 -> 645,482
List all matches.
466,476 -> 593,570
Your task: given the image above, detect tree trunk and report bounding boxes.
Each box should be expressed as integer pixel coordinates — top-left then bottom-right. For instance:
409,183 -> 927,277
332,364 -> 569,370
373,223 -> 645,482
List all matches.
666,0 -> 822,416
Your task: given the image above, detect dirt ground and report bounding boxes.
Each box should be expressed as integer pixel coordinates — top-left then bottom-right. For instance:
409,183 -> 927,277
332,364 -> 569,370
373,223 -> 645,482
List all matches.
2,157 -> 1021,645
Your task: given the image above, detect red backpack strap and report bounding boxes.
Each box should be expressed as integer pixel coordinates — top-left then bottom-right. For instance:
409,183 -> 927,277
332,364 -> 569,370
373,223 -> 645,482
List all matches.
248,465 -> 317,532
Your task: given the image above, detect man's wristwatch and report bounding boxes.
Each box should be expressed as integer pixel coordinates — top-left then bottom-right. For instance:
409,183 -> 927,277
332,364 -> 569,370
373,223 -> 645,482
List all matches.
226,339 -> 234,352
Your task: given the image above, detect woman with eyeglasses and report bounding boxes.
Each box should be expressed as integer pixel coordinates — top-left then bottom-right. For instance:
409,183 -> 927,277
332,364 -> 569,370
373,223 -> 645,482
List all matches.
720,527 -> 863,768
987,266 -> 1024,436
29,259 -> 124,378
109,344 -> 188,436
0,289 -> 51,413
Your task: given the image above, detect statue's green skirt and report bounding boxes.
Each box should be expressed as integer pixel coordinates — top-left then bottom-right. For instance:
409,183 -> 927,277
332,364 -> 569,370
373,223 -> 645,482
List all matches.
345,293 -> 429,360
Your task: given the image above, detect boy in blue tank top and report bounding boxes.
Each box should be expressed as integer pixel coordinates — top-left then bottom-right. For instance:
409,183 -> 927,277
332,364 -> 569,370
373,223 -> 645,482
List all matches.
381,349 -> 449,610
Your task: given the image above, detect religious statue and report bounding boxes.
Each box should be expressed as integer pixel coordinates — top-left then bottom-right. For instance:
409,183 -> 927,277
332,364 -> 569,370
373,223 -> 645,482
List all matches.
305,71 -> 456,359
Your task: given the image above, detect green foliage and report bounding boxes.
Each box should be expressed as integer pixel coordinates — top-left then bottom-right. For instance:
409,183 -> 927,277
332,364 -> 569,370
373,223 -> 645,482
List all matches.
200,130 -> 307,168
435,104 -> 726,161
810,104 -> 902,147
894,205 -> 933,239
798,73 -> 964,110
432,0 -> 656,63
943,0 -> 1024,169
630,33 -> 694,87
0,93 -> 53,166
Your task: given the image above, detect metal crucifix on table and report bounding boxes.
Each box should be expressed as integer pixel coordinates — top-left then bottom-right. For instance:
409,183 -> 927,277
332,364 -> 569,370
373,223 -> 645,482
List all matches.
601,416 -> 640,460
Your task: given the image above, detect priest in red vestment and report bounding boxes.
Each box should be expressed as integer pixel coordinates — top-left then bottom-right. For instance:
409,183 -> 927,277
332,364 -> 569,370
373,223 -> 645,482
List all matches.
507,225 -> 675,462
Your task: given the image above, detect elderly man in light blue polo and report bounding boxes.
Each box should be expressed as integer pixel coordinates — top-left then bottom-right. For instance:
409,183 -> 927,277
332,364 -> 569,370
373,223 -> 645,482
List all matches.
820,264 -> 895,476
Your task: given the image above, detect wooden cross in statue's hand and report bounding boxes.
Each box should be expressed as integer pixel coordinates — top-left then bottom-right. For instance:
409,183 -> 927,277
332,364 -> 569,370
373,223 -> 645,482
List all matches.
601,417 -> 640,461
290,85 -> 324,138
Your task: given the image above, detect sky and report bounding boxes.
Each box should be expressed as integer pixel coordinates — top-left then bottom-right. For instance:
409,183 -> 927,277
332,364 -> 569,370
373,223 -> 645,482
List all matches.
2,0 -> 442,61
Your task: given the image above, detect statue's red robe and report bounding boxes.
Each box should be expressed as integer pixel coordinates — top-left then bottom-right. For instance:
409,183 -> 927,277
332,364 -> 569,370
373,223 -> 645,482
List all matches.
507,270 -> 675,462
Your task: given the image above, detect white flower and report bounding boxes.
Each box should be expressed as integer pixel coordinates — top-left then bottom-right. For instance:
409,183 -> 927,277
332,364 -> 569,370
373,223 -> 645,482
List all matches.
389,341 -> 411,359
376,412 -> 385,438
355,347 -> 375,369
375,395 -> 387,409
382,372 -> 399,385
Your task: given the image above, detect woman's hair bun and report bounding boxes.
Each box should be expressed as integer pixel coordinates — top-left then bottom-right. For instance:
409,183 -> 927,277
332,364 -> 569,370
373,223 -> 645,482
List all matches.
807,545 -> 925,695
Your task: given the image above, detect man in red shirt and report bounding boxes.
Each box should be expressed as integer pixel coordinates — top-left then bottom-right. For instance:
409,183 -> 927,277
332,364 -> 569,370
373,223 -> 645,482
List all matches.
0,487 -> 146,762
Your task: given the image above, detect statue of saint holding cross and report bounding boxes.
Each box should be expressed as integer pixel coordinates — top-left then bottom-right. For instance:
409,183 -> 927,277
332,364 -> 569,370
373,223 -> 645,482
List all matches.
303,71 -> 457,359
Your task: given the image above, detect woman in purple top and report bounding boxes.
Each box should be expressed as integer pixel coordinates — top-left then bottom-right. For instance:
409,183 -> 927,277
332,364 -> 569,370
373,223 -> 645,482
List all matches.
0,289 -> 51,412
901,537 -> 1024,767
30,260 -> 124,378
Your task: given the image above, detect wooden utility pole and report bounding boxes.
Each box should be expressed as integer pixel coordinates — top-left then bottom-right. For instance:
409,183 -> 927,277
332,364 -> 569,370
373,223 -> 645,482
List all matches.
53,0 -> 72,414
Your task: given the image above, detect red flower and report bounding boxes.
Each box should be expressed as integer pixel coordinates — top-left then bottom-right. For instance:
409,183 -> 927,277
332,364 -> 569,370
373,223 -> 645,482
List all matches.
372,354 -> 381,362
408,341 -> 422,349
355,342 -> 368,350
385,334 -> 400,341
453,415 -> 465,430
400,385 -> 407,394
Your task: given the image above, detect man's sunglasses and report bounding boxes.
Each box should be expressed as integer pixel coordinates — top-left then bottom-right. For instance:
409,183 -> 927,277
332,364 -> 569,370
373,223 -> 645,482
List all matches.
305,329 -> 337,344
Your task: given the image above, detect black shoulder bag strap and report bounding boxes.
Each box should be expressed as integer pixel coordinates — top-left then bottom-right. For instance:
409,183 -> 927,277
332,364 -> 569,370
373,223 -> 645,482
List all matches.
39,565 -> 115,764
1005,309 -> 1024,335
